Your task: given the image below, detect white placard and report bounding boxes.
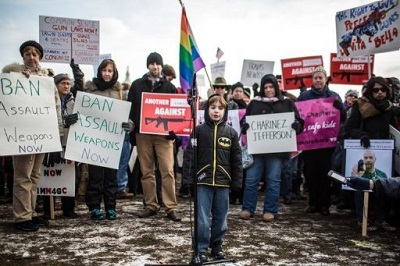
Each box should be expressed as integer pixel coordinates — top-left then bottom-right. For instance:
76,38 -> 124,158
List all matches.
240,59 -> 275,87
64,91 -> 131,169
389,125 -> 400,174
197,109 -> 241,136
210,61 -> 226,82
246,112 -> 297,154
38,160 -> 75,197
0,73 -> 62,155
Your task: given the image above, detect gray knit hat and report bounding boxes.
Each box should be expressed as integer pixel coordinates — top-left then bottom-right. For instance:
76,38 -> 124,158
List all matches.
54,73 -> 70,85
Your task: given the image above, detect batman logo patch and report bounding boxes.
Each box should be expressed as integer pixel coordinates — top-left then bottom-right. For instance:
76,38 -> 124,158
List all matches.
218,137 -> 231,147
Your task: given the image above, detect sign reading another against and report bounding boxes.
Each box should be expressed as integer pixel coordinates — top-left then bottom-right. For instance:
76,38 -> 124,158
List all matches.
64,91 -> 131,169
0,73 -> 62,156
281,56 -> 323,90
330,53 -> 374,85
246,112 -> 297,154
39,15 -> 100,64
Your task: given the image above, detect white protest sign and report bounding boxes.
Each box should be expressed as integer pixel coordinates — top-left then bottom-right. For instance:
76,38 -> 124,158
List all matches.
246,112 -> 297,154
93,53 -> 112,77
336,1 -> 400,57
197,109 -> 241,135
64,91 -> 131,169
389,125 -> 400,174
39,15 -> 100,64
240,59 -> 275,87
38,160 -> 75,197
0,73 -> 62,155
211,61 -> 226,82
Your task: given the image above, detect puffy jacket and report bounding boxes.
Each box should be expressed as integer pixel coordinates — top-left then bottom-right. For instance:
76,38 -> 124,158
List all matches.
182,95 -> 243,190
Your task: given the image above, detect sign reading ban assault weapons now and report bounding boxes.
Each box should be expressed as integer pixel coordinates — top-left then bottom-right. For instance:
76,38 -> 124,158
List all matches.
246,112 -> 297,154
0,73 -> 62,155
65,91 -> 131,169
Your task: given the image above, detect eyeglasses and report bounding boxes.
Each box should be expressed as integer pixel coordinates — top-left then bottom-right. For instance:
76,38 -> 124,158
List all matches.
372,88 -> 387,93
347,95 -> 357,98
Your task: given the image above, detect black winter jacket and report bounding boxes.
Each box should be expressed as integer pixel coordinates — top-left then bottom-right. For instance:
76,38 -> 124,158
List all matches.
182,98 -> 243,190
127,73 -> 177,134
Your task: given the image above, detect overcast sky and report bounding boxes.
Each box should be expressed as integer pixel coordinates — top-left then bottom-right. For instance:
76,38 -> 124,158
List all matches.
1,0 -> 399,99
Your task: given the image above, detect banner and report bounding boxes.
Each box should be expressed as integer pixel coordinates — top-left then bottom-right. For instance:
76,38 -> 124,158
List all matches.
38,160 -> 75,197
64,91 -> 131,169
295,98 -> 340,151
39,15 -> 100,64
246,112 -> 297,154
240,59 -> 275,87
0,73 -> 62,156
336,0 -> 400,57
140,93 -> 192,136
281,56 -> 323,90
330,53 -> 374,84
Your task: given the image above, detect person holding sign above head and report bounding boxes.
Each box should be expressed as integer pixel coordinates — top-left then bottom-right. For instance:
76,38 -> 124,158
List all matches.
81,59 -> 133,221
297,66 -> 346,216
2,40 -> 63,231
240,74 -> 304,222
128,52 -> 181,221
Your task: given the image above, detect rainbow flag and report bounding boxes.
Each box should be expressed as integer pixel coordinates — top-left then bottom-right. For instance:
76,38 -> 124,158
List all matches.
179,7 -> 205,93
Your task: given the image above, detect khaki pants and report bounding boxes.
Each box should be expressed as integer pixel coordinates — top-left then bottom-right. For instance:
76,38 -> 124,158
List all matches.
136,134 -> 177,213
12,154 -> 45,222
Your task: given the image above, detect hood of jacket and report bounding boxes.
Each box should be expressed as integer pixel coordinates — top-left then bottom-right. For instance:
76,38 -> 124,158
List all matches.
203,93 -> 229,126
259,74 -> 283,100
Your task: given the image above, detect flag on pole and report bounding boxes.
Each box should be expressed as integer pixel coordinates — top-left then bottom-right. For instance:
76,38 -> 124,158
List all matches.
216,47 -> 224,60
179,6 -> 205,93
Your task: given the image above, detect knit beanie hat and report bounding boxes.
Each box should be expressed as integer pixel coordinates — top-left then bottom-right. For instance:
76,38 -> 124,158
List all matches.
312,66 -> 327,77
54,73 -> 70,85
231,82 -> 244,92
345,89 -> 359,98
20,40 -> 44,59
243,87 -> 251,98
147,52 -> 163,67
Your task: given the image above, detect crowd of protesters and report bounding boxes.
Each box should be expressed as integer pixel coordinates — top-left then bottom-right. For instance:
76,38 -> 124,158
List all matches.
1,39 -> 400,262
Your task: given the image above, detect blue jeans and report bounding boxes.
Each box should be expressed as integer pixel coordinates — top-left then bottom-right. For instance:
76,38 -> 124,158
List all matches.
280,157 -> 296,201
117,135 -> 131,192
242,154 -> 285,215
196,185 -> 229,254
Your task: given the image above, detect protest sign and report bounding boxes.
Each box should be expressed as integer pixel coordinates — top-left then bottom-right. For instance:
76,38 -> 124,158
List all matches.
140,93 -> 192,136
240,59 -> 275,87
38,160 -> 75,197
0,73 -> 62,155
295,98 -> 340,151
246,112 -> 297,154
336,0 -> 400,57
64,91 -> 131,169
197,109 -> 241,135
39,15 -> 100,64
211,61 -> 226,82
389,125 -> 400,174
330,53 -> 374,85
281,56 -> 323,90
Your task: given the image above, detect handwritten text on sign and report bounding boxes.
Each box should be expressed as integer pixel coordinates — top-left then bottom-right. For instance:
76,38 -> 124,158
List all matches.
65,91 -> 131,169
246,112 -> 297,154
39,16 -> 100,64
0,73 -> 62,155
295,98 -> 340,151
38,160 -> 75,197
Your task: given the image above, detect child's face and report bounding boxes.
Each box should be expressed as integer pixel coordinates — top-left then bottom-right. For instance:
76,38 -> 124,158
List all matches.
208,101 -> 225,122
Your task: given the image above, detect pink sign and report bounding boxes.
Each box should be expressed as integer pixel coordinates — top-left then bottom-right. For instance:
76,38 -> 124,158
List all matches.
295,98 -> 340,151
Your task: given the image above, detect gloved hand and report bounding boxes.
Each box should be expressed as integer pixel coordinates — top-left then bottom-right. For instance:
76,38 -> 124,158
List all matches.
346,177 -> 371,191
241,123 -> 250,135
252,83 -> 259,96
63,113 -> 79,128
333,99 -> 343,110
122,120 -> 135,133
70,58 -> 84,77
360,135 -> 370,148
43,152 -> 62,167
291,120 -> 300,131
165,130 -> 177,140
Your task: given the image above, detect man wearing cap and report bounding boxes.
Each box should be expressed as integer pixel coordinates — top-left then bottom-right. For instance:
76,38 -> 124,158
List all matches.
297,66 -> 346,216
204,77 -> 238,110
128,52 -> 181,221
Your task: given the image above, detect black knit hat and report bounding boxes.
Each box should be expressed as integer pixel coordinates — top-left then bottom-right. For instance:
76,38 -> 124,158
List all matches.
231,82 -> 244,92
20,40 -> 43,59
147,52 -> 163,67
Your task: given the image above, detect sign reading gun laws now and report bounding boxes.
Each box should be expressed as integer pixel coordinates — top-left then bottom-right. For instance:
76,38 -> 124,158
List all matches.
0,73 -> 62,156
246,112 -> 297,154
140,93 -> 192,136
65,91 -> 131,169
38,160 -> 75,197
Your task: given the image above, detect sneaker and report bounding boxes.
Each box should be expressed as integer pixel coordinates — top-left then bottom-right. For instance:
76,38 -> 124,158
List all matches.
239,210 -> 251,220
90,209 -> 104,221
211,244 -> 225,260
199,253 -> 208,263
376,221 -> 396,232
138,208 -> 157,218
263,213 -> 275,222
32,216 -> 49,226
14,220 -> 39,232
106,209 -> 117,220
